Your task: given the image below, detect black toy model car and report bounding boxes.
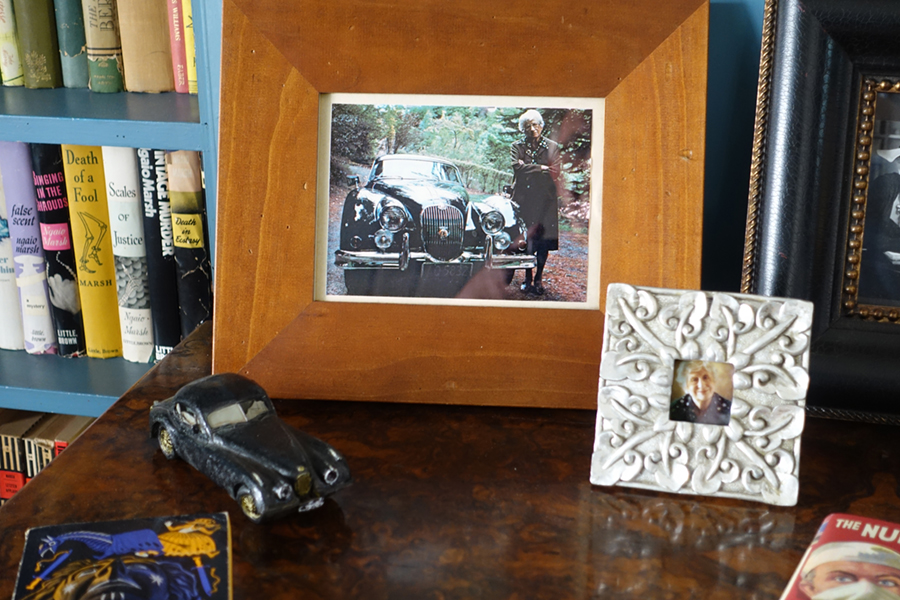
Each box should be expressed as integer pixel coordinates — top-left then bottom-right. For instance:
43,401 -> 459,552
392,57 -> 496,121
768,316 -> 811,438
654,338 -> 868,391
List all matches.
335,154 -> 536,295
149,373 -> 351,522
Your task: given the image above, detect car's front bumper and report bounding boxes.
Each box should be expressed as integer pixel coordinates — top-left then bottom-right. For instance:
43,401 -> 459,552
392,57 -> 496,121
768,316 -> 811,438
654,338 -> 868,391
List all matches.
335,249 -> 536,270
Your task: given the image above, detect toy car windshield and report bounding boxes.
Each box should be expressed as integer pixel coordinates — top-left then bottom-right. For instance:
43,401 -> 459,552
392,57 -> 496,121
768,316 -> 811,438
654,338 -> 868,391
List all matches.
206,399 -> 271,429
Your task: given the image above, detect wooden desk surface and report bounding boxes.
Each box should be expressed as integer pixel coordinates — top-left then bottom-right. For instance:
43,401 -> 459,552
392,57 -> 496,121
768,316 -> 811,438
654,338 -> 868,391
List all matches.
3,322 -> 900,599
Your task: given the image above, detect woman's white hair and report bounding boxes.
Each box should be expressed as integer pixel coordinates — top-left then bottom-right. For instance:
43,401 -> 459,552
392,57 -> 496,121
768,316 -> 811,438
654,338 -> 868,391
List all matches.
518,109 -> 544,132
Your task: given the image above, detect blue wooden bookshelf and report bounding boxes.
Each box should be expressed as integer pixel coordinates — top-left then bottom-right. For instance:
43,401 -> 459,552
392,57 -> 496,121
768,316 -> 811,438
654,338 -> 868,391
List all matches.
0,2 -> 221,417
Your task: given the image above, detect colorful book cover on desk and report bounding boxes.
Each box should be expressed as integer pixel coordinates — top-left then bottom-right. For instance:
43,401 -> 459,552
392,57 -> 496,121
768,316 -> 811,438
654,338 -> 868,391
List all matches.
166,150 -> 211,337
117,0 -> 173,93
780,513 -> 900,600
30,143 -> 86,357
52,0 -> 88,88
102,146 -> 154,363
0,165 -> 25,350
80,0 -> 122,93
166,0 -> 187,93
0,141 -> 58,355
0,0 -> 25,86
12,513 -> 232,600
11,0 -> 62,89
61,144 -> 121,358
0,409 -> 45,501
182,0 -> 196,94
138,148 -> 181,360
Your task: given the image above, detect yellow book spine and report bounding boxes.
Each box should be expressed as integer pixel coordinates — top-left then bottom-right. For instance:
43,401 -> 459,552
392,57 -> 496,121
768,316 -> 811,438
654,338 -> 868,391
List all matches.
61,144 -> 122,358
182,0 -> 197,94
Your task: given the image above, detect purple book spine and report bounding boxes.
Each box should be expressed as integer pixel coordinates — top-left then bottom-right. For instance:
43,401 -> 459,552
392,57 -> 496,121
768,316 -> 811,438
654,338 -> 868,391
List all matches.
0,141 -> 58,354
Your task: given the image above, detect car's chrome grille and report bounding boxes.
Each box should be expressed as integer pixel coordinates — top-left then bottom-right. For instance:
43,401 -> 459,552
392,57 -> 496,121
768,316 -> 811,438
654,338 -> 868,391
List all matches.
421,205 -> 464,260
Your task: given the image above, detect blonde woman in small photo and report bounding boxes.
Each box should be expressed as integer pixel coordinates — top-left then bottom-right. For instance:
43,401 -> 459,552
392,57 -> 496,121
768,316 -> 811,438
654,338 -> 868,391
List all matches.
669,361 -> 733,426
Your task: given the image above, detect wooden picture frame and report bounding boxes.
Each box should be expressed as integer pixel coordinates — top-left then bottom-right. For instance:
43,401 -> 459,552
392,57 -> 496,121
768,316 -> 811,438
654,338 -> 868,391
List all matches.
212,0 -> 709,409
742,0 -> 900,419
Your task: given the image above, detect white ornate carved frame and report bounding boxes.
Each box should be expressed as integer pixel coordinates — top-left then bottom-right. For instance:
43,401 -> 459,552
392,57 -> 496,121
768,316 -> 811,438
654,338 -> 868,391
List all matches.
591,284 -> 813,506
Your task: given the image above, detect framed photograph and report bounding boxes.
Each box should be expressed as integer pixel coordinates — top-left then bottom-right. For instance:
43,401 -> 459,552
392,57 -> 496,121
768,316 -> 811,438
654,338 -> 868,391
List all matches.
317,94 -> 602,306
212,0 -> 709,408
742,0 -> 900,418
590,284 -> 813,506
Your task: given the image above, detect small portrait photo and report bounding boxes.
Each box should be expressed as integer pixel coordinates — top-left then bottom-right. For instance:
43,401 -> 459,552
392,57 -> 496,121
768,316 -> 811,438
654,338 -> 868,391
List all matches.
797,542 -> 900,599
669,360 -> 734,426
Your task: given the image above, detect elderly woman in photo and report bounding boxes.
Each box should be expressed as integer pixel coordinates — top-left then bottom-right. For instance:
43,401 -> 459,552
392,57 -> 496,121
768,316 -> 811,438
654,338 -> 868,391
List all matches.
669,361 -> 732,426
510,109 -> 560,295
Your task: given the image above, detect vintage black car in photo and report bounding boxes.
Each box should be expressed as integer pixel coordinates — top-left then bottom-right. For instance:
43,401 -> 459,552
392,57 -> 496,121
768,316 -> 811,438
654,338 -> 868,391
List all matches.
335,154 -> 536,296
149,373 -> 351,522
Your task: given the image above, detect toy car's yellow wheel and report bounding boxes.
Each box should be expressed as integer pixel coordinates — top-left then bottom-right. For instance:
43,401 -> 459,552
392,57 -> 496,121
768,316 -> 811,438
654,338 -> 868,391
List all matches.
158,427 -> 176,459
239,492 -> 262,521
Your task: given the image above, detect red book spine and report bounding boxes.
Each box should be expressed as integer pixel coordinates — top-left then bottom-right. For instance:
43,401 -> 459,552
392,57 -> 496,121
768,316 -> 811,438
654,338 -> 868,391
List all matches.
166,0 -> 187,93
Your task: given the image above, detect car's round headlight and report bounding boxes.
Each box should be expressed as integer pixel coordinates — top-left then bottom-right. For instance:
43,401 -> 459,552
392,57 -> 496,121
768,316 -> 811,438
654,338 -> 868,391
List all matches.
374,229 -> 393,249
274,482 -> 292,500
481,210 -> 505,234
380,205 -> 407,232
493,232 -> 511,250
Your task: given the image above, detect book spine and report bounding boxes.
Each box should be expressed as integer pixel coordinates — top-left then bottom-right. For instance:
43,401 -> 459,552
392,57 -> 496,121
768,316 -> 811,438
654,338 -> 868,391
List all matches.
181,0 -> 196,94
102,146 -> 153,363
166,0 -> 186,93
0,167 -> 25,350
117,0 -> 173,93
138,148 -> 180,360
166,150 -> 211,337
30,143 -> 86,357
23,437 -> 53,479
0,431 -> 25,500
0,142 -> 58,355
0,0 -> 24,86
61,144 -> 121,358
80,0 -> 122,93
52,0 -> 88,88
11,0 -> 62,89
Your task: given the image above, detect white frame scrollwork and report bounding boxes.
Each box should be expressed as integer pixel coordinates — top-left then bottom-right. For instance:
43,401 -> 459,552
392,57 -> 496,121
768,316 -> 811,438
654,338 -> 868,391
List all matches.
590,284 -> 814,506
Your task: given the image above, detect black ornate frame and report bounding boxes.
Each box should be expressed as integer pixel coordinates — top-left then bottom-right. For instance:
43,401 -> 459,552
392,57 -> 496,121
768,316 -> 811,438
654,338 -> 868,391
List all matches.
742,0 -> 900,421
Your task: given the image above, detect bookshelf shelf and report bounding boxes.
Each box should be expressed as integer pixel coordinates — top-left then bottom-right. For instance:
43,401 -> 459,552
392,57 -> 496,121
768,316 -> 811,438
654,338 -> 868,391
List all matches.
0,2 -> 221,418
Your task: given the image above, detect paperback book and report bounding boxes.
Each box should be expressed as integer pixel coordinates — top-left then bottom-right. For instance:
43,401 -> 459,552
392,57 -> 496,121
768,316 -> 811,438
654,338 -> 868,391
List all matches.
0,141 -> 58,354
30,143 -> 86,357
13,513 -> 232,599
781,513 -> 900,600
0,164 -> 25,350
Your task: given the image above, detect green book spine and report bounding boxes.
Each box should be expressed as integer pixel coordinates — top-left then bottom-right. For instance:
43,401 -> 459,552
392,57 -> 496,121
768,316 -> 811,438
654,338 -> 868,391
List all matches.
52,0 -> 88,88
10,0 -> 62,88
0,0 -> 24,86
80,0 -> 122,92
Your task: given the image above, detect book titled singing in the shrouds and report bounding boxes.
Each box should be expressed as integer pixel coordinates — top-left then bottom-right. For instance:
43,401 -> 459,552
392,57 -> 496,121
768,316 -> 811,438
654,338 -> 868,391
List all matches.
0,166 -> 25,350
61,144 -> 121,358
0,142 -> 58,355
80,0 -> 123,92
166,150 -> 212,337
138,148 -> 181,360
51,0 -> 88,88
30,143 -> 86,357
780,513 -> 900,600
0,0 -> 24,86
10,0 -> 63,88
12,513 -> 232,600
102,146 -> 154,363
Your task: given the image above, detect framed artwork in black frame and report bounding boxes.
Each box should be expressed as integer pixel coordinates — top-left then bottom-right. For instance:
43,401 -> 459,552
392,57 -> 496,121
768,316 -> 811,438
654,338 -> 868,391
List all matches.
743,0 -> 900,420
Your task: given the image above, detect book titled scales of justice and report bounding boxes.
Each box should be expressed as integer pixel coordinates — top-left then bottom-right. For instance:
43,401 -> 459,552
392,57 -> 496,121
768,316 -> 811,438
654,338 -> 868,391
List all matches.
781,513 -> 900,600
